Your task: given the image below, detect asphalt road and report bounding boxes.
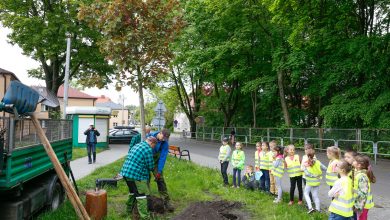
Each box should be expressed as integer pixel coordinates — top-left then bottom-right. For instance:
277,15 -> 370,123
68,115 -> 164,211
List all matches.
170,134 -> 390,220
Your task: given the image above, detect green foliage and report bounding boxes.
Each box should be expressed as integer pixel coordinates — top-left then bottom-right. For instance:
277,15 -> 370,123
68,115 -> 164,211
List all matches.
39,157 -> 327,220
171,0 -> 390,129
0,0 -> 115,93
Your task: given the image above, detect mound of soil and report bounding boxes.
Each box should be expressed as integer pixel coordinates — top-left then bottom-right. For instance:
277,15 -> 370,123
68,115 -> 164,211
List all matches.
172,200 -> 244,220
148,196 -> 165,214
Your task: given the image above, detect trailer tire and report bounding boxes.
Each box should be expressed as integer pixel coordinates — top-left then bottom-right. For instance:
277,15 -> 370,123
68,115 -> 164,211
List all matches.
49,182 -> 64,211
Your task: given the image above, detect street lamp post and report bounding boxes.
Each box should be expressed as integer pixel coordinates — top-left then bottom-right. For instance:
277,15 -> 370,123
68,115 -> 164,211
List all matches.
62,33 -> 71,119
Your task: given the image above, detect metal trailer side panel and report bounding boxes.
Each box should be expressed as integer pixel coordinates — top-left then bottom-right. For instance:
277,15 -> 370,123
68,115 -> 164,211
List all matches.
0,139 -> 72,190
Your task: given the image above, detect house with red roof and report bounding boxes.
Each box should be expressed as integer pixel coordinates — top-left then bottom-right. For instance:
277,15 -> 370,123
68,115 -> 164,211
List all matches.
57,85 -> 97,114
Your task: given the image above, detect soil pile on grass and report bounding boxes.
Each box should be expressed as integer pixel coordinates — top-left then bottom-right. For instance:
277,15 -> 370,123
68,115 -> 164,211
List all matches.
173,200 -> 243,220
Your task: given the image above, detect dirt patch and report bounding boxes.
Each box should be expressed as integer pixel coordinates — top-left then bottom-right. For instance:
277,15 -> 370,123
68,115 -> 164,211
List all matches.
172,200 -> 245,220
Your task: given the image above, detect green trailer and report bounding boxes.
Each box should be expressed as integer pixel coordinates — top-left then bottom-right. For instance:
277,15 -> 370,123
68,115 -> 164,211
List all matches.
0,117 -> 73,220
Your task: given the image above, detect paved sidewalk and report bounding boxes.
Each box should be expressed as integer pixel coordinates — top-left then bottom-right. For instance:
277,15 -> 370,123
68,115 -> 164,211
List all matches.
170,134 -> 390,220
70,144 -> 129,180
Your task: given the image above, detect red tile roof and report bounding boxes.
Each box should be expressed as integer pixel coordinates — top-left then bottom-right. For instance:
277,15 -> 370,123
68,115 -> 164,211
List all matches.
57,85 -> 97,99
96,95 -> 112,103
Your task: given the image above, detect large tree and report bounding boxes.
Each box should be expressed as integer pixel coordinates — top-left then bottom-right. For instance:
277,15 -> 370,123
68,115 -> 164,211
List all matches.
79,0 -> 183,138
0,0 -> 114,93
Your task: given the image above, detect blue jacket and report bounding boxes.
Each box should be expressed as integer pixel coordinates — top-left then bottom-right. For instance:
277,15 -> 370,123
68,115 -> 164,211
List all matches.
147,131 -> 169,174
84,128 -> 100,144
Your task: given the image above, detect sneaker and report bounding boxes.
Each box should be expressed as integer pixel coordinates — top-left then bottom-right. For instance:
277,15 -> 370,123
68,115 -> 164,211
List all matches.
231,185 -> 236,188
298,200 -> 303,205
288,201 -> 294,206
307,208 -> 315,214
88,161 -> 92,164
273,199 -> 281,203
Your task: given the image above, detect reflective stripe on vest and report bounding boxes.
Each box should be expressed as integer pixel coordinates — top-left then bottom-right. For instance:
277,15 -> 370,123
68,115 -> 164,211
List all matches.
259,152 -> 271,170
329,177 -> 354,217
305,161 -> 322,186
272,158 -> 284,178
218,145 -> 230,161
254,151 -> 261,168
326,159 -> 339,186
354,172 -> 374,209
285,155 -> 303,177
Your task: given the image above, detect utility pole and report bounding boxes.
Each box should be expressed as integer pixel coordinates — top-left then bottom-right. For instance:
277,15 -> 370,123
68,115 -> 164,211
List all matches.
62,33 -> 71,119
119,94 -> 125,125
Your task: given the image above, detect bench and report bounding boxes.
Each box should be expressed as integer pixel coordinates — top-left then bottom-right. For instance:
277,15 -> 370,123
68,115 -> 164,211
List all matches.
168,145 -> 191,161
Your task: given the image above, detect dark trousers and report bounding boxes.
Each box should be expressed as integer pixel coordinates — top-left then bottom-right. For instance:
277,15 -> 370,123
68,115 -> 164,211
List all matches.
260,169 -> 270,192
289,176 -> 303,201
232,168 -> 241,187
220,161 -> 229,185
87,143 -> 96,163
153,154 -> 170,203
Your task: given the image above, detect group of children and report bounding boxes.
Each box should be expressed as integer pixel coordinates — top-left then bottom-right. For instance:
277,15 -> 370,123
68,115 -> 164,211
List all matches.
218,138 -> 376,220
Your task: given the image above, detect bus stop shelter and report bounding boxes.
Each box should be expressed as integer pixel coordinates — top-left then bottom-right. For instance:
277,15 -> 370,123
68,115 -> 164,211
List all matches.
66,106 -> 111,148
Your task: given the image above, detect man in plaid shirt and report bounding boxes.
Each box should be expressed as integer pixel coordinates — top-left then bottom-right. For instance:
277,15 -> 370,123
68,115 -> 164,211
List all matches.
120,136 -> 157,220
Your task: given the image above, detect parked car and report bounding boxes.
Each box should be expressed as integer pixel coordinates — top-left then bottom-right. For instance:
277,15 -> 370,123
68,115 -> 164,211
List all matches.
108,126 -> 139,144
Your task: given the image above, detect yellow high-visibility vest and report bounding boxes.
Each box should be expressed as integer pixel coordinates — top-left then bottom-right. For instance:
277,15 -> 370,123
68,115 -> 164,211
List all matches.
326,159 -> 340,186
305,160 -> 322,186
271,157 -> 284,178
254,150 -> 261,169
354,171 -> 374,209
329,177 -> 354,217
218,145 -> 231,161
259,151 -> 272,170
285,155 -> 303,177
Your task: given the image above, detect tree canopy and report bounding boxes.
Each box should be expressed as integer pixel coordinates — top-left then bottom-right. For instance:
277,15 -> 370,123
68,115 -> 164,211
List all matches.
0,0 -> 115,93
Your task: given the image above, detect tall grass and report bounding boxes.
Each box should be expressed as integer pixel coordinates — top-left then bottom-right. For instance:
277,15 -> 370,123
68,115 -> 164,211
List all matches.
39,157 -> 327,220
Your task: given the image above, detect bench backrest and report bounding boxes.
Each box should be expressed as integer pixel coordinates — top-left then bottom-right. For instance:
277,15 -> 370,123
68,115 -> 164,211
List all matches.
169,145 -> 181,152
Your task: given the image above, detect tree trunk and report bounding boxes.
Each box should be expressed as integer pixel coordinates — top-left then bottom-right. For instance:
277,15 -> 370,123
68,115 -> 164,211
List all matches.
190,119 -> 197,138
137,66 -> 146,139
251,91 -> 257,128
277,70 -> 291,126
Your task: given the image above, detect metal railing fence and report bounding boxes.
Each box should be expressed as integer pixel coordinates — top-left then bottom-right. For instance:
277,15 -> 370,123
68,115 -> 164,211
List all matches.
192,126 -> 390,164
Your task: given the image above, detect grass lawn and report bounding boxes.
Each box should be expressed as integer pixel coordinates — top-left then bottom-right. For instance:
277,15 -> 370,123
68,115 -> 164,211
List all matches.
38,157 -> 327,220
72,147 -> 108,161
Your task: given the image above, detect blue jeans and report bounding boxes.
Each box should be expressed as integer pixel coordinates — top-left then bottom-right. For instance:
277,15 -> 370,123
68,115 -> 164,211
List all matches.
260,169 -> 270,192
232,168 -> 241,187
329,212 -> 352,220
87,143 -> 96,154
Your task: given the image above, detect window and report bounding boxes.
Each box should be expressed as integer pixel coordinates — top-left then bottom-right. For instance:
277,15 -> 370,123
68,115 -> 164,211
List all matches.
41,104 -> 48,112
123,130 -> 131,135
113,122 -> 118,127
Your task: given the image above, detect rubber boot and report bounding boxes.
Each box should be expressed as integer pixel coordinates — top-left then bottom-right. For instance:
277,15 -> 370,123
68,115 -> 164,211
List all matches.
93,152 -> 96,163
88,153 -> 92,164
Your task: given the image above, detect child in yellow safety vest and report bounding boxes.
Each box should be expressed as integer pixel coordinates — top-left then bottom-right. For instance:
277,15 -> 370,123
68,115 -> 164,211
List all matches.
303,148 -> 327,214
353,155 -> 376,220
259,142 -> 272,192
285,144 -> 303,205
344,149 -> 358,179
218,137 -> 231,186
328,160 -> 354,220
254,142 -> 262,171
326,146 -> 341,189
271,145 -> 285,203
242,165 -> 257,190
231,142 -> 245,188
269,140 -> 278,196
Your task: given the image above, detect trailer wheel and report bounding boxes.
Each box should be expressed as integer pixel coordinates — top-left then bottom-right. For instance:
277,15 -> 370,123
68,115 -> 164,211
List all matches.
49,182 -> 64,211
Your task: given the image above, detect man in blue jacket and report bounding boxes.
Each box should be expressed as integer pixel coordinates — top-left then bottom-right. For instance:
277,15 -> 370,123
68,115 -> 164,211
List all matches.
147,128 -> 174,212
84,123 -> 100,164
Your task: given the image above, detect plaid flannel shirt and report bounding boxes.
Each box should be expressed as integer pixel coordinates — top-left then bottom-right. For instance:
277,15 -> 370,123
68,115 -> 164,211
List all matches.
120,141 -> 154,181
128,133 -> 142,153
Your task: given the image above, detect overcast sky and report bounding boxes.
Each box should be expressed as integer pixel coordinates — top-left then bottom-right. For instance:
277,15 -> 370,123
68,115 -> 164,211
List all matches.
0,26 -> 140,106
